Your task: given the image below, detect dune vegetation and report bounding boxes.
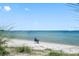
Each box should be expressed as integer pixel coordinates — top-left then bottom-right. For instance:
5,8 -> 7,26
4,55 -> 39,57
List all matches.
0,29 -> 9,56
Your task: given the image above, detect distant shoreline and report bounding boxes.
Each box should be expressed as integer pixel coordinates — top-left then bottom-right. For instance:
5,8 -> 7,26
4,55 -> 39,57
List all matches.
3,30 -> 79,32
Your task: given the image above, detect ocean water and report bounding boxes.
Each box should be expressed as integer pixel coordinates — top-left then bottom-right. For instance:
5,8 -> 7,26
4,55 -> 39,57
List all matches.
1,31 -> 79,46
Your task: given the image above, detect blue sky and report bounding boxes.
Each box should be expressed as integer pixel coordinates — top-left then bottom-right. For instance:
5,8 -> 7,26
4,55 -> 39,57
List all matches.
0,3 -> 79,30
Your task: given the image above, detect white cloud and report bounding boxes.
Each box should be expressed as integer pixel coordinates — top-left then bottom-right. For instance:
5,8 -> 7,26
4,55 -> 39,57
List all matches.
3,6 -> 11,11
25,8 -> 30,11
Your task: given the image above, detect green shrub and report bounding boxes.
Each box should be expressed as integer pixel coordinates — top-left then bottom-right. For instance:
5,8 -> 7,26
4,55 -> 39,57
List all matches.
16,46 -> 32,54
0,46 -> 9,56
48,50 -> 68,56
47,50 -> 79,56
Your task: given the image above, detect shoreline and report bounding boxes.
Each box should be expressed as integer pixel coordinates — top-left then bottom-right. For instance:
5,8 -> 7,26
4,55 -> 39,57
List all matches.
6,38 -> 79,53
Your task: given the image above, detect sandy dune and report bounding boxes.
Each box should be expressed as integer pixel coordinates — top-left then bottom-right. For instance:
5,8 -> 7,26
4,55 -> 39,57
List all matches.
6,39 -> 79,53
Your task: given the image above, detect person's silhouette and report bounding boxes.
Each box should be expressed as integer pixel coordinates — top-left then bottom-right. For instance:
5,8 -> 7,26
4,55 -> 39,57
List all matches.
34,37 -> 39,44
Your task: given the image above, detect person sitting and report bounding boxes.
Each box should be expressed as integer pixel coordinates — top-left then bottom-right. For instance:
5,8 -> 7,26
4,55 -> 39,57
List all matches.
34,37 -> 39,44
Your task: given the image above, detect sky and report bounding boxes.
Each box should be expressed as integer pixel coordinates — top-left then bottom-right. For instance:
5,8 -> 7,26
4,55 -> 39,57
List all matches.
0,3 -> 79,30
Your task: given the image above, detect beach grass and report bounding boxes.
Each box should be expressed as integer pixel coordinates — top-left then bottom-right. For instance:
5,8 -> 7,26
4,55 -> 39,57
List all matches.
1,44 -> 79,56
15,46 -> 32,54
7,47 -> 79,56
0,46 -> 9,56
47,50 -> 68,56
0,30 -> 10,56
47,49 -> 79,56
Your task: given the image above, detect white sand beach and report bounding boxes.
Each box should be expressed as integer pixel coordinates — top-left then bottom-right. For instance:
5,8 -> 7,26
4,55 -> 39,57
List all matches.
6,39 -> 79,53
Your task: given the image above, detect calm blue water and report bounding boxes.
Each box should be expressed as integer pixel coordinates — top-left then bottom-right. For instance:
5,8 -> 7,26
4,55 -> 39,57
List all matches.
2,31 -> 79,46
